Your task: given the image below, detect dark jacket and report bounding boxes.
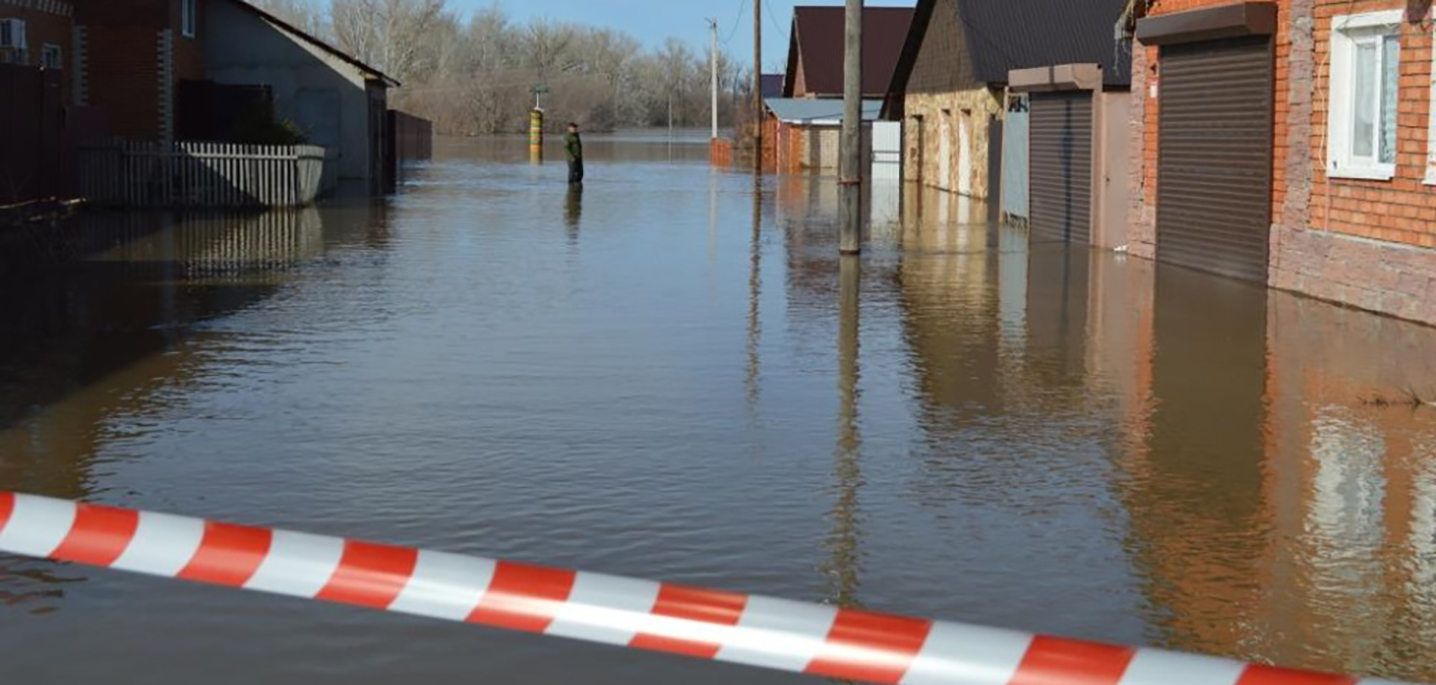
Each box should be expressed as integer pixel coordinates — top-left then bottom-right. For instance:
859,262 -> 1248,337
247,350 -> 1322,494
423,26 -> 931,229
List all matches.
564,132 -> 583,161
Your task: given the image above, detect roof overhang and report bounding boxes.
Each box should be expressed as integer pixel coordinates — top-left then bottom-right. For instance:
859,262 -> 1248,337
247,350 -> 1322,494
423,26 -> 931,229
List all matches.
1008,64 -> 1104,93
1134,1 -> 1277,47
765,98 -> 885,126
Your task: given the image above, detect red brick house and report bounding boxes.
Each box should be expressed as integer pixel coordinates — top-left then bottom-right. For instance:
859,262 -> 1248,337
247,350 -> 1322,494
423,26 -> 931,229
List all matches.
0,0 -> 75,102
73,0 -> 206,141
1129,0 -> 1436,326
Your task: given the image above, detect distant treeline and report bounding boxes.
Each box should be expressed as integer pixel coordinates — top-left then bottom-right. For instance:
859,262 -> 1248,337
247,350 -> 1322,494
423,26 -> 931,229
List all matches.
252,0 -> 754,134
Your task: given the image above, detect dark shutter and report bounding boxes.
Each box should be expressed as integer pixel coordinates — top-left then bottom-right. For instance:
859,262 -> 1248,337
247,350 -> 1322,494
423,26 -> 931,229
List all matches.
1157,36 -> 1274,281
1029,91 -> 1093,244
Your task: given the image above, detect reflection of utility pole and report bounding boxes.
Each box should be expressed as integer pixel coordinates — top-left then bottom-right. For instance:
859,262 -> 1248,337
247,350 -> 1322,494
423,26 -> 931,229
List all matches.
825,254 -> 863,607
753,0 -> 763,173
839,0 -> 863,254
746,175 -> 764,418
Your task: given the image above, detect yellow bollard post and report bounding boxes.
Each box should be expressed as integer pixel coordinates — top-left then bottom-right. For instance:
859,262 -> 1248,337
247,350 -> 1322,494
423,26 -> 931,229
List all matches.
529,108 -> 545,164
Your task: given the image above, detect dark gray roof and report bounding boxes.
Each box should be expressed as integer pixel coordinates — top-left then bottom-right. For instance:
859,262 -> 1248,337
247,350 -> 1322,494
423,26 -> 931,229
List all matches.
889,0 -> 1132,103
958,0 -> 1132,87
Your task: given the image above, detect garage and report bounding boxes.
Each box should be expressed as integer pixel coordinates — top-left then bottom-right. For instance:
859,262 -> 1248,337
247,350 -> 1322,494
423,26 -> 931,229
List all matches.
1008,63 -> 1131,249
1138,4 -> 1277,281
1029,91 -> 1094,244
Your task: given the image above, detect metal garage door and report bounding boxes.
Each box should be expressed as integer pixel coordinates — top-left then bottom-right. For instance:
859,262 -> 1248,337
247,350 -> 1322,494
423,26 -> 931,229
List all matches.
1157,36 -> 1274,281
1030,91 -> 1093,244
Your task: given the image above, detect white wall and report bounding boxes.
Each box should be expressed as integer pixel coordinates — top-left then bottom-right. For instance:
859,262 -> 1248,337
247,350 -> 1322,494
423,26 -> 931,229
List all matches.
203,0 -> 378,180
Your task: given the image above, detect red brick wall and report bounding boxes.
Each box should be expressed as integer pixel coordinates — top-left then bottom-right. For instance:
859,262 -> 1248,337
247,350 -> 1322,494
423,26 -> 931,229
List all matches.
75,0 -> 168,26
83,26 -> 161,138
171,0 -> 204,81
0,1 -> 75,105
1309,0 -> 1436,249
73,0 -> 204,140
1136,0 -> 1294,226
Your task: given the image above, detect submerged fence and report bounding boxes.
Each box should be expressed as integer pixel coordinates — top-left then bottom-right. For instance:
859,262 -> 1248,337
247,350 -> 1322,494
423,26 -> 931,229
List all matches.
78,140 -> 337,209
0,492 -> 1418,685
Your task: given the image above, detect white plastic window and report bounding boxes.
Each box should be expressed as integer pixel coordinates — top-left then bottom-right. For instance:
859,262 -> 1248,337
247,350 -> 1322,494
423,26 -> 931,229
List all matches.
1328,11 -> 1402,181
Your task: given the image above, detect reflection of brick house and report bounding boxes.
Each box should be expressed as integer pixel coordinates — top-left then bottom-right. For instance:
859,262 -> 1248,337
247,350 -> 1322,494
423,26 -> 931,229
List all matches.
1129,0 -> 1436,325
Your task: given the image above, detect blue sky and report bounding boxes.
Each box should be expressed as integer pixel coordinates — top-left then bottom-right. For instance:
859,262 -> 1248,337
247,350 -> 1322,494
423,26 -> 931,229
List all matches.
447,0 -> 916,72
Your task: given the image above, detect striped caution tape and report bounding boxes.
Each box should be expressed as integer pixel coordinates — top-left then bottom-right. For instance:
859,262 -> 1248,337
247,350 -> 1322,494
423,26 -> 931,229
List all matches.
0,492 -> 1417,685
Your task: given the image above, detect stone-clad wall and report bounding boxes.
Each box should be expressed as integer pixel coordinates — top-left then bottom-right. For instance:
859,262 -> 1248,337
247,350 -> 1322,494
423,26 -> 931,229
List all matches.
903,87 -> 1002,200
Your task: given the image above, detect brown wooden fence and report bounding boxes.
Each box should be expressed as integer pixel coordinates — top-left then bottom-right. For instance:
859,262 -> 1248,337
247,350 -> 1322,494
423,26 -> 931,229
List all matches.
77,140 -> 337,209
0,64 -> 63,205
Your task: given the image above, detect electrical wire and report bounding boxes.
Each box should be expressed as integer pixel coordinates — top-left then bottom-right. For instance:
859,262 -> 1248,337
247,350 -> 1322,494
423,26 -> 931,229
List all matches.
723,0 -> 748,45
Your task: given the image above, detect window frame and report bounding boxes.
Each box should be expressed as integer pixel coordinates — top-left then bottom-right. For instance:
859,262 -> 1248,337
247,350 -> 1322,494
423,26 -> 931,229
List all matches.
1327,10 -> 1403,182
181,0 -> 197,38
40,43 -> 61,70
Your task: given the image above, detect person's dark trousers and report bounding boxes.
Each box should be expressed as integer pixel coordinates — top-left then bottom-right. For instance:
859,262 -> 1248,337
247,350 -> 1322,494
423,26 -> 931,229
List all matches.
568,159 -> 585,184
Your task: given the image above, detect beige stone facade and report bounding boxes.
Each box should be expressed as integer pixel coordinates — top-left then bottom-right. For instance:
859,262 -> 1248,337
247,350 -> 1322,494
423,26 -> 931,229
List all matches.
902,87 -> 1002,199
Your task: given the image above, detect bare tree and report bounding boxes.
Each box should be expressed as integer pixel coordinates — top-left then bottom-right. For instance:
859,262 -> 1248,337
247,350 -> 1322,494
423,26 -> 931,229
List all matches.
249,0 -> 328,36
330,0 -> 449,83
319,2 -> 744,135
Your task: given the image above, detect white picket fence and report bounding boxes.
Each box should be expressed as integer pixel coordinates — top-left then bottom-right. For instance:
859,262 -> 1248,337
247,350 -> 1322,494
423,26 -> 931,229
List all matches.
78,140 -> 337,208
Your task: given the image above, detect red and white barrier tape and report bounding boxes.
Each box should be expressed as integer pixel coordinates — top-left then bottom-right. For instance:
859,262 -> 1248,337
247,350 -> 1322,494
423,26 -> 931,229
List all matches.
0,492 -> 1416,685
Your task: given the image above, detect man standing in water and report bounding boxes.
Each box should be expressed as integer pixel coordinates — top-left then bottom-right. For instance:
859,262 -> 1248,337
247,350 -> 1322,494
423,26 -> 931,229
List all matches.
565,123 -> 584,184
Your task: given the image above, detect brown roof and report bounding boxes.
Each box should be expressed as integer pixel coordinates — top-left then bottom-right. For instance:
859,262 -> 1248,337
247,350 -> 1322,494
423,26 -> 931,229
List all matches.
783,6 -> 916,98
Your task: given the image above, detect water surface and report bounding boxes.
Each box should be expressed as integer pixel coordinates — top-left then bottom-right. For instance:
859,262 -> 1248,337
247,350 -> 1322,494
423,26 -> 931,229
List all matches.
1,131 -> 1434,683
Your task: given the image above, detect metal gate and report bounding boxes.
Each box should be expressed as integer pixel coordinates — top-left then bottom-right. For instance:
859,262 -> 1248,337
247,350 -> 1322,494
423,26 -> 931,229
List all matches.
1001,95 -> 1030,223
1157,36 -> 1274,281
1029,91 -> 1093,244
871,121 -> 902,181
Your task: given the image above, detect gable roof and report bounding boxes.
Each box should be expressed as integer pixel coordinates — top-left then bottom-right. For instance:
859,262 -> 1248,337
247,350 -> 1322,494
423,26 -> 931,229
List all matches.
783,6 -> 916,98
761,74 -> 786,99
227,0 -> 401,87
887,0 -> 1130,107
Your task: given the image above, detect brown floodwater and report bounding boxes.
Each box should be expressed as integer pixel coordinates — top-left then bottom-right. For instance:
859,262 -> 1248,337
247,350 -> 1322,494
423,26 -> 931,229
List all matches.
1,131 -> 1434,683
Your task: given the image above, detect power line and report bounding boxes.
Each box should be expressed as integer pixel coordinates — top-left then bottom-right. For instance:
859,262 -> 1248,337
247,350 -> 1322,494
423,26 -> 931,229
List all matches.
763,0 -> 789,50
722,0 -> 748,45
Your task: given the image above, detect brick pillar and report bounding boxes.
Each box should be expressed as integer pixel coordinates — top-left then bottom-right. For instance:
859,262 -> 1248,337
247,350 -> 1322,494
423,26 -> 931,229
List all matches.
72,25 -> 87,106
1127,42 -> 1156,260
1272,0 -> 1315,287
157,29 -> 174,144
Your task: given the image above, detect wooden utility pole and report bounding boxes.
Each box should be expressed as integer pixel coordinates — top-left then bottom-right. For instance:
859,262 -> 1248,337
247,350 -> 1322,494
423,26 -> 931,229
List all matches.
710,18 -> 720,141
839,0 -> 863,254
753,0 -> 763,173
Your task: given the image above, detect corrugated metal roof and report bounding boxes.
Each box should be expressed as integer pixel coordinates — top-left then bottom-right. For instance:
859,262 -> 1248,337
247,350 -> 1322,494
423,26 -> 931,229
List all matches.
765,98 -> 885,125
958,0 -> 1132,87
784,7 -> 916,98
887,0 -> 1132,112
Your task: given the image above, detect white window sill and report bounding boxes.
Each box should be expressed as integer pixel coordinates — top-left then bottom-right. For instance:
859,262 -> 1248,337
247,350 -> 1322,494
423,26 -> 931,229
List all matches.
1328,165 -> 1395,181
1423,170 -> 1436,186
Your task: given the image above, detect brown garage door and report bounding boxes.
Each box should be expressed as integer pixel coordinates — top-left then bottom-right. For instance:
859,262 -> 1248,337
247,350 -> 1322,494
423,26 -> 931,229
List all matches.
1157,36 -> 1274,281
1030,91 -> 1093,244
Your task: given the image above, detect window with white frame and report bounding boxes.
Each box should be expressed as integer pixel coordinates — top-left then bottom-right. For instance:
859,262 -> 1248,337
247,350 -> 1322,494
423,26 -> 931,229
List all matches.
0,17 -> 27,64
182,0 -> 197,38
1327,11 -> 1403,180
41,44 -> 61,70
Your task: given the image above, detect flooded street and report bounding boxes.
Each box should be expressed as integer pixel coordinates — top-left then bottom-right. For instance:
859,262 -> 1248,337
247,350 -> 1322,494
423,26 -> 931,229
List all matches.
2,132 -> 1435,683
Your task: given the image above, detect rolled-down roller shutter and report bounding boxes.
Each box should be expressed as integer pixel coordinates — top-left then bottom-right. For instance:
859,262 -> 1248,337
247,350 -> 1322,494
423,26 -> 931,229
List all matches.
1157,36 -> 1274,281
1030,91 -> 1093,244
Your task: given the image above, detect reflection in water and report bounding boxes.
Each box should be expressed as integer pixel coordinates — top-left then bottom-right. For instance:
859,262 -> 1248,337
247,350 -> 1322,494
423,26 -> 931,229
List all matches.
746,175 -> 763,424
0,207 -> 342,616
824,256 -> 863,608
565,185 -> 583,244
1,137 -> 1435,683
